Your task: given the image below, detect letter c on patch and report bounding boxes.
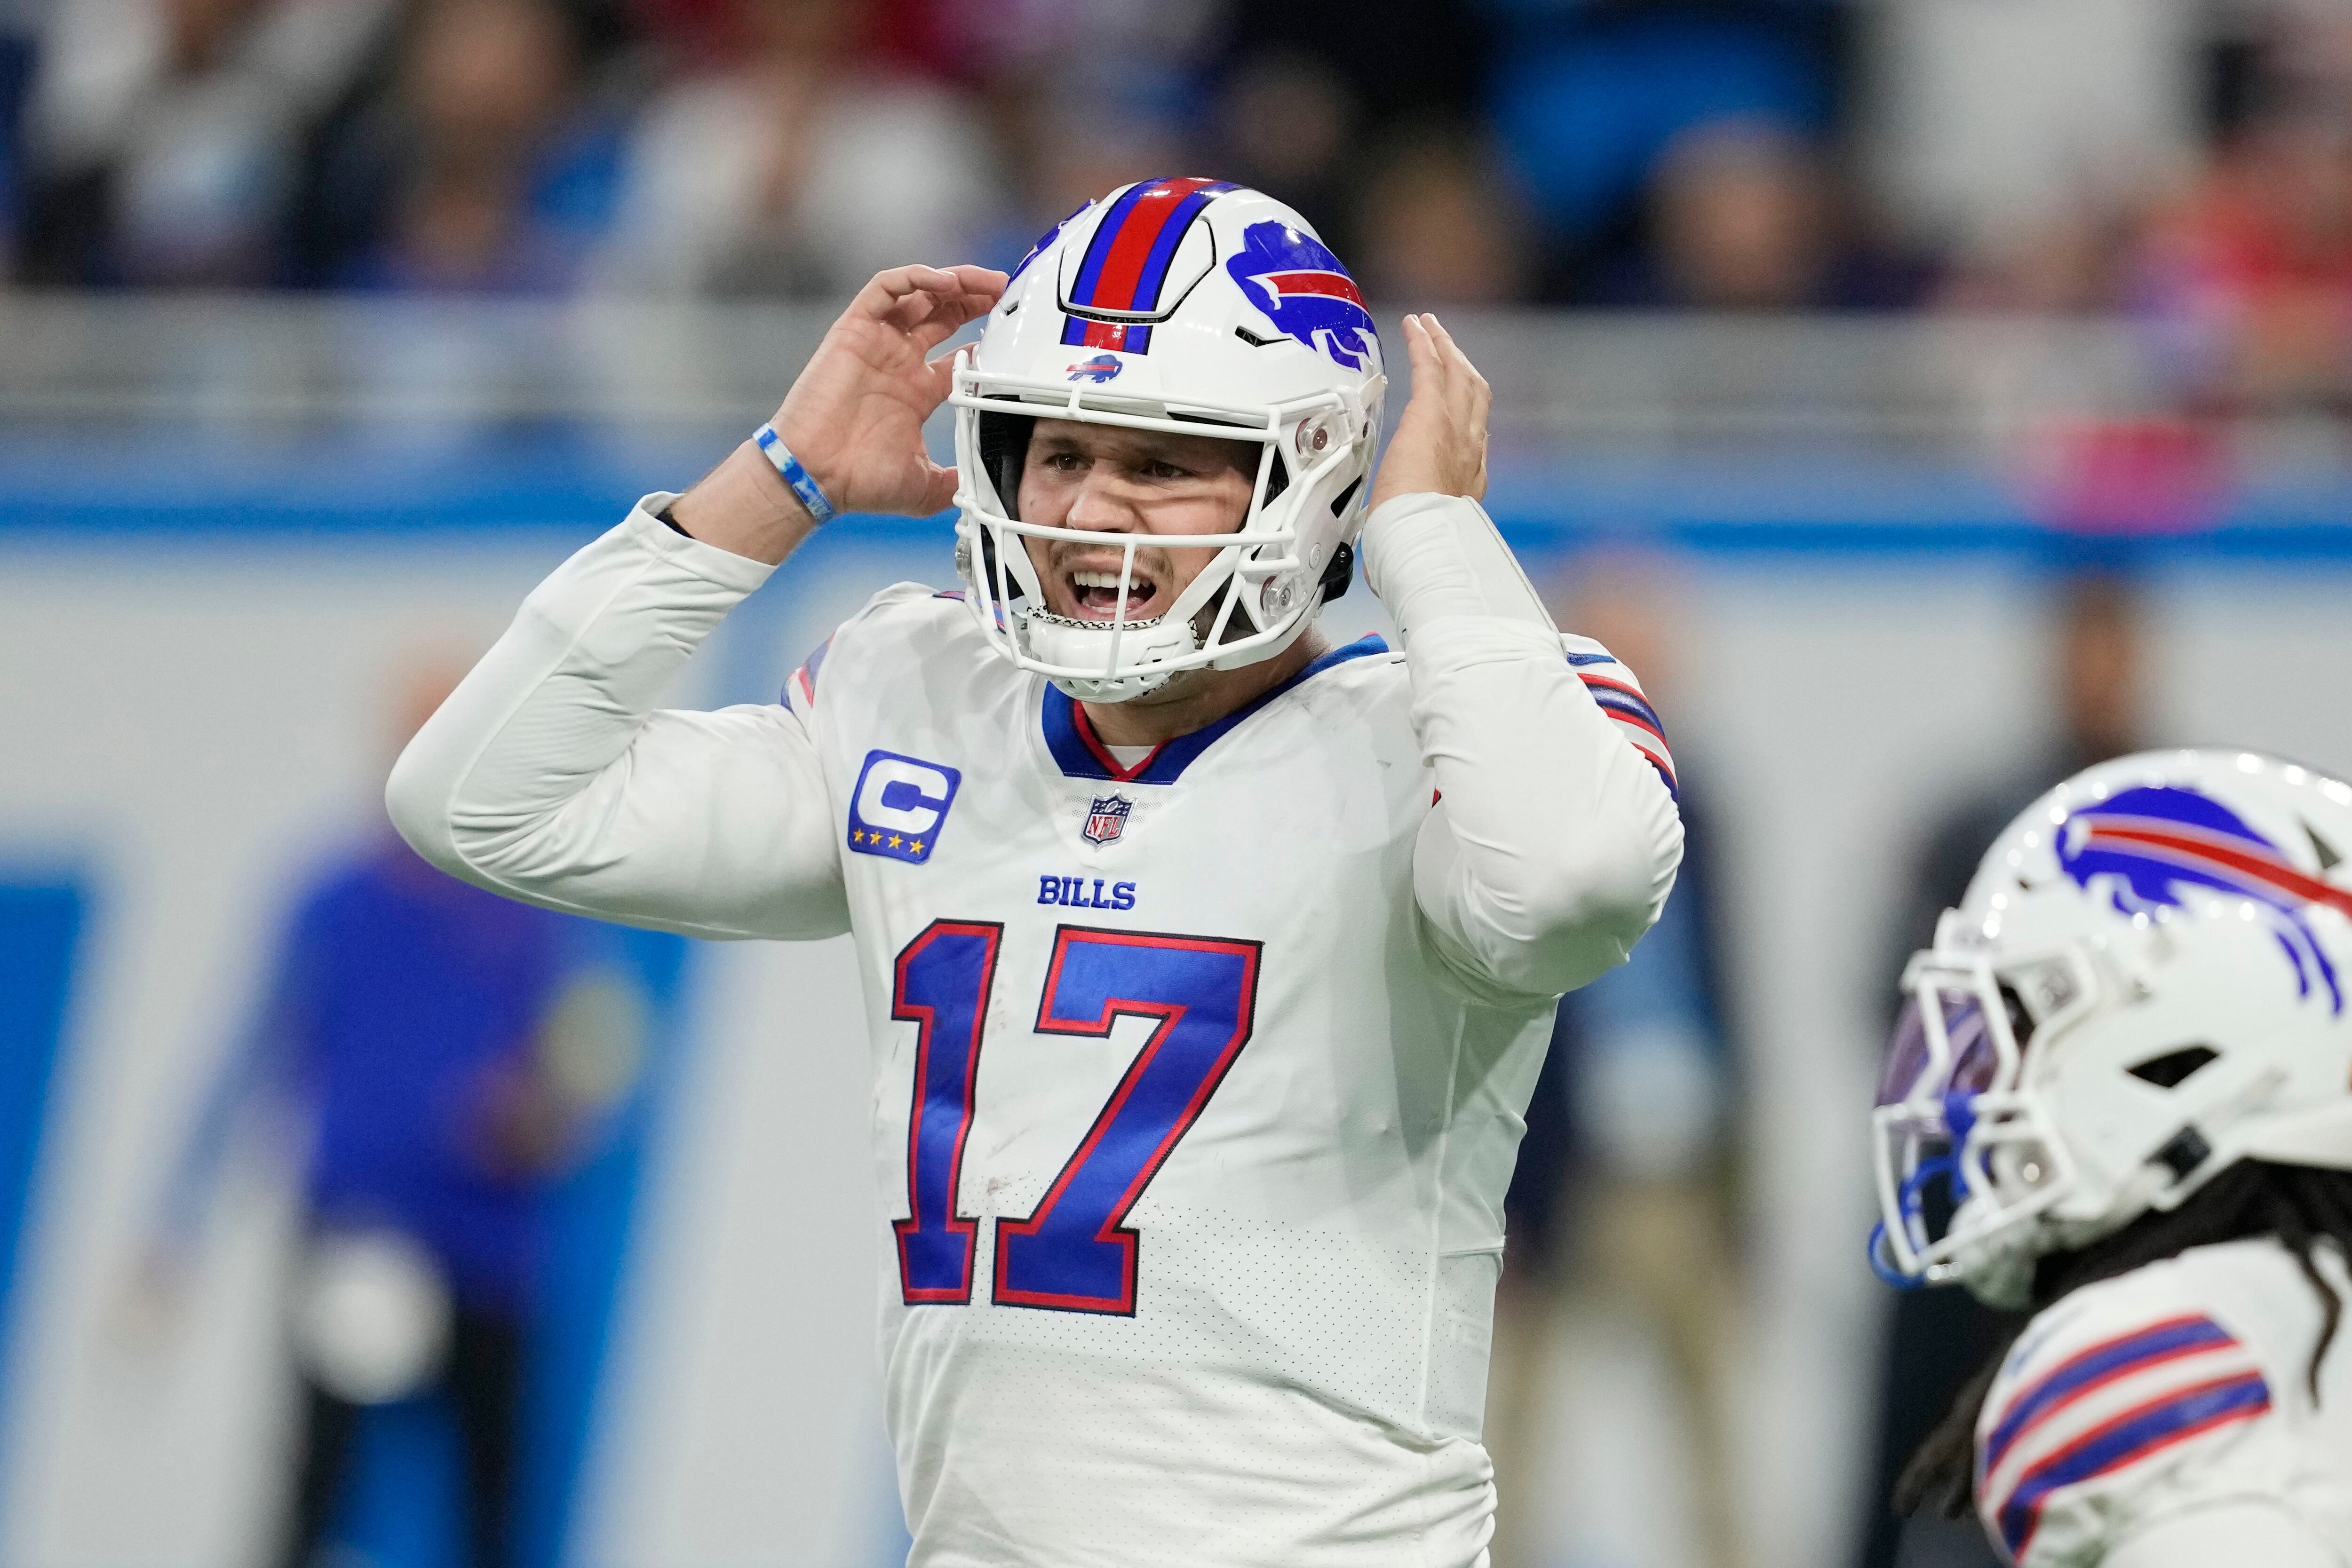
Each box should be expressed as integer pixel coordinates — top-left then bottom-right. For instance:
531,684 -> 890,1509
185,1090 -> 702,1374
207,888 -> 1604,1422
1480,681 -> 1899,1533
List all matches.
848,750 -> 961,863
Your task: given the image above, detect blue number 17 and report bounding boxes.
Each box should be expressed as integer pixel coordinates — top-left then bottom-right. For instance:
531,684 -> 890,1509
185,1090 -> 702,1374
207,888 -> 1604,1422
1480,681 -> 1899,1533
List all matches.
890,920 -> 1262,1315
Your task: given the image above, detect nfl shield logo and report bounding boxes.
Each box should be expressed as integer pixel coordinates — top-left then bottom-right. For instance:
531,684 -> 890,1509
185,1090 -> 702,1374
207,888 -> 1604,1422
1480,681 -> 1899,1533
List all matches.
1082,794 -> 1133,847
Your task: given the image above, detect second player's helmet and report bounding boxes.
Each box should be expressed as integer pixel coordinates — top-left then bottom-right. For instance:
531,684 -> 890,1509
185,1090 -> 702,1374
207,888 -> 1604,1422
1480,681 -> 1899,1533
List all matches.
1871,749 -> 2352,1306
949,178 -> 1386,702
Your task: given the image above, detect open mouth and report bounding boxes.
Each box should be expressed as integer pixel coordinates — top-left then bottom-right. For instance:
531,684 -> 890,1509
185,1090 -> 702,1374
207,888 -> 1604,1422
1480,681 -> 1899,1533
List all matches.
1062,565 -> 1163,623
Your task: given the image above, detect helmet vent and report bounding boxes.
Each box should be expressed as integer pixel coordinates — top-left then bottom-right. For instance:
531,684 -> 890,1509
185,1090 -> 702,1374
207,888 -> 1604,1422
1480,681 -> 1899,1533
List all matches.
1330,476 -> 1363,517
2128,1044 -> 2221,1089
2306,820 -> 2343,872
1234,325 -> 1280,348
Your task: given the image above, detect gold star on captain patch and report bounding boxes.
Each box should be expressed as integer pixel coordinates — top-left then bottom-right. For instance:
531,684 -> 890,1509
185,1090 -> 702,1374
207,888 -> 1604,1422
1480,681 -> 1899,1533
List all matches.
889,834 -> 905,849
850,829 -> 866,844
910,840 -> 925,855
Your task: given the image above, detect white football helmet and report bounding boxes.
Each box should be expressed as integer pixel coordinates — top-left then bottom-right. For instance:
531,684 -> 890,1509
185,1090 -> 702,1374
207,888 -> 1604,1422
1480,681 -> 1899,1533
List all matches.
1871,749 -> 2352,1307
947,178 -> 1386,702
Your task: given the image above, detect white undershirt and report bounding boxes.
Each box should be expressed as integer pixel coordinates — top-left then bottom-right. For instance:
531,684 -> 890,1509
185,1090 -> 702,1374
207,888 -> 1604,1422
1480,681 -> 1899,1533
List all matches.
1104,742 -> 1154,768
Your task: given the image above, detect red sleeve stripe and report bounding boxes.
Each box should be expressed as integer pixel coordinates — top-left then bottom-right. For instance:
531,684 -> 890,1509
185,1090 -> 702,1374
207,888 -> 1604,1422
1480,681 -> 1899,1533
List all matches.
1991,1371 -> 2271,1560
1587,689 -> 1667,744
1629,742 -> 1677,797
1980,1314 -> 2238,1477
1573,667 -> 1675,796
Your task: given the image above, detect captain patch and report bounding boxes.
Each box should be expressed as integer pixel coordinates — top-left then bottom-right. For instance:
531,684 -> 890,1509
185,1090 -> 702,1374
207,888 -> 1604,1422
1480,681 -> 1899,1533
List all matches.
849,750 -> 961,863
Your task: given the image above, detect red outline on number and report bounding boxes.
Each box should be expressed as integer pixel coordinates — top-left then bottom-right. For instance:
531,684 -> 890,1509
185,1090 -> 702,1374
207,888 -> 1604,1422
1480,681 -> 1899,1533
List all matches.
890,919 -> 1003,1306
991,924 -> 1263,1315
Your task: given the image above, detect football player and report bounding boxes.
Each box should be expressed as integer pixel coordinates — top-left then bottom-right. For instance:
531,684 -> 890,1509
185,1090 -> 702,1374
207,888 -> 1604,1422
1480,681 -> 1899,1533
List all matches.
387,180 -> 1683,1565
1872,749 -> 2352,1567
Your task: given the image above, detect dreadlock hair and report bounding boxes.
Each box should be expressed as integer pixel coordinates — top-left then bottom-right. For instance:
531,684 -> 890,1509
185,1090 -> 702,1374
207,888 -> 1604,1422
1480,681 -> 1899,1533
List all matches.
1894,1159 -> 2352,1523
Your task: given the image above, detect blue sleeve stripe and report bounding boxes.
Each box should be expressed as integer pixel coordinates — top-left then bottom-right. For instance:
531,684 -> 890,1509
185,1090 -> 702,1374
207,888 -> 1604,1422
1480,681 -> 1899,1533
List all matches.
1577,669 -> 1665,728
1982,1315 -> 2236,1476
780,634 -> 834,709
1994,1371 -> 2270,1560
1586,686 -> 1667,741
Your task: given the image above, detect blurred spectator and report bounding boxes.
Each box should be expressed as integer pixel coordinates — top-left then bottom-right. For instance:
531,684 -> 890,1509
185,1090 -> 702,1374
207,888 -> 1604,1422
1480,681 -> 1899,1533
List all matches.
1,0 -> 34,271
1588,115 -> 1929,309
1649,119 -> 1830,309
952,0 -> 1217,265
593,0 -> 1007,297
1488,555 -> 1746,1568
1206,0 -> 1488,256
147,657 -> 645,1568
1851,572 -> 2152,1568
1210,49 -> 1356,245
1007,100 -> 1193,254
1481,0 -> 1841,303
1349,124 -> 1531,306
16,0 -> 397,284
1865,0 -> 2201,302
302,0 -> 624,292
2136,41 -> 2352,413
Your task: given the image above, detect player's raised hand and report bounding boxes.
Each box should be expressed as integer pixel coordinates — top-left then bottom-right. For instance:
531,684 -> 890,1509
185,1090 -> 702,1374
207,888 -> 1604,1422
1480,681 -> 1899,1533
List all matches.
772,263 -> 1009,517
1368,313 -> 1491,512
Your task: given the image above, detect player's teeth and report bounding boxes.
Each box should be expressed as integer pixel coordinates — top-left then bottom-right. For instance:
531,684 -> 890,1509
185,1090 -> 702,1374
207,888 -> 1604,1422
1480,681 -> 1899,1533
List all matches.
1065,569 -> 1156,617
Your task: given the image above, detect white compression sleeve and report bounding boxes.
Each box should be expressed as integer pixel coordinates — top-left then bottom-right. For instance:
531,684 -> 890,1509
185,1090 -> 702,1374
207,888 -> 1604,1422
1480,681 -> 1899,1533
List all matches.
386,497 -> 850,941
1357,492 -> 1682,997
1357,489 -> 1556,640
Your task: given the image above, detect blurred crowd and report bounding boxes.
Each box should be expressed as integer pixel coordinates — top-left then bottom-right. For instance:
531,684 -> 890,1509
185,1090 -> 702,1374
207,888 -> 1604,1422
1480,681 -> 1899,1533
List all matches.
0,0 -> 2347,409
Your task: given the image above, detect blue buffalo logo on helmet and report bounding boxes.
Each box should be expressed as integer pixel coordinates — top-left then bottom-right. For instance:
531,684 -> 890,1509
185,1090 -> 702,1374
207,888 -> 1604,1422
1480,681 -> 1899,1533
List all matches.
1225,220 -> 1377,371
2057,784 -> 2352,1012
1065,353 -> 1124,384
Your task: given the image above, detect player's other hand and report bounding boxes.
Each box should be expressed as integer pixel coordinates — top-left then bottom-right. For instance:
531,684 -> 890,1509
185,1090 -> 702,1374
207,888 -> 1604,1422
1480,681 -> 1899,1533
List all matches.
772,264 -> 1008,517
1367,313 -> 1490,513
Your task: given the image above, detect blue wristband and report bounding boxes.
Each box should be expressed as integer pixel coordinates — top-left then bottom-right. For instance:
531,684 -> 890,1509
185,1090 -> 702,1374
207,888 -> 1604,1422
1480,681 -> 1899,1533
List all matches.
753,424 -> 838,525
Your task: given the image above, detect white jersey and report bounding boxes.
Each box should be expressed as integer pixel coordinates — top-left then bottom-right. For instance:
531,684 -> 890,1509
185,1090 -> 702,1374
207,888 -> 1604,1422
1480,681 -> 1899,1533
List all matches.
1975,1238 -> 2352,1568
388,496 -> 1682,1567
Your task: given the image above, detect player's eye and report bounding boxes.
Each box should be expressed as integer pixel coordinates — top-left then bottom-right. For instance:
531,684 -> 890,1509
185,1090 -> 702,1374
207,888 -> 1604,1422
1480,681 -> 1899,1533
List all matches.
1138,459 -> 1190,481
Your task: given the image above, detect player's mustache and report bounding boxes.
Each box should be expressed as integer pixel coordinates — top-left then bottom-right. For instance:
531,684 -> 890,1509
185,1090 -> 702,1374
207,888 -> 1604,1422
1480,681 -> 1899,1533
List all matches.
1044,539 -> 1189,589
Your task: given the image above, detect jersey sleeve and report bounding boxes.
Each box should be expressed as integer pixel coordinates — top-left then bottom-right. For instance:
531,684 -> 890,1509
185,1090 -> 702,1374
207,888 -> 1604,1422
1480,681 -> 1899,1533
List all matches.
1560,637 -> 1677,800
387,498 -> 850,942
1976,1270 -> 2282,1568
1359,491 -> 1683,1000
2103,1500 -> 2344,1568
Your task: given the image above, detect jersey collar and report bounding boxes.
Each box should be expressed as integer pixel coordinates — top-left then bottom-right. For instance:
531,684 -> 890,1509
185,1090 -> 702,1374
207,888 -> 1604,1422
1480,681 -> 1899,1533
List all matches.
1040,634 -> 1389,785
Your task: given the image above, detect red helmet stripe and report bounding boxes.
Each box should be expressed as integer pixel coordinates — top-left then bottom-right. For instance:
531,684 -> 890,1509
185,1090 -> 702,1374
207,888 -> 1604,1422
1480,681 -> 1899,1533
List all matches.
1263,269 -> 1367,309
2087,821 -> 2352,920
1072,177 -> 1227,313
